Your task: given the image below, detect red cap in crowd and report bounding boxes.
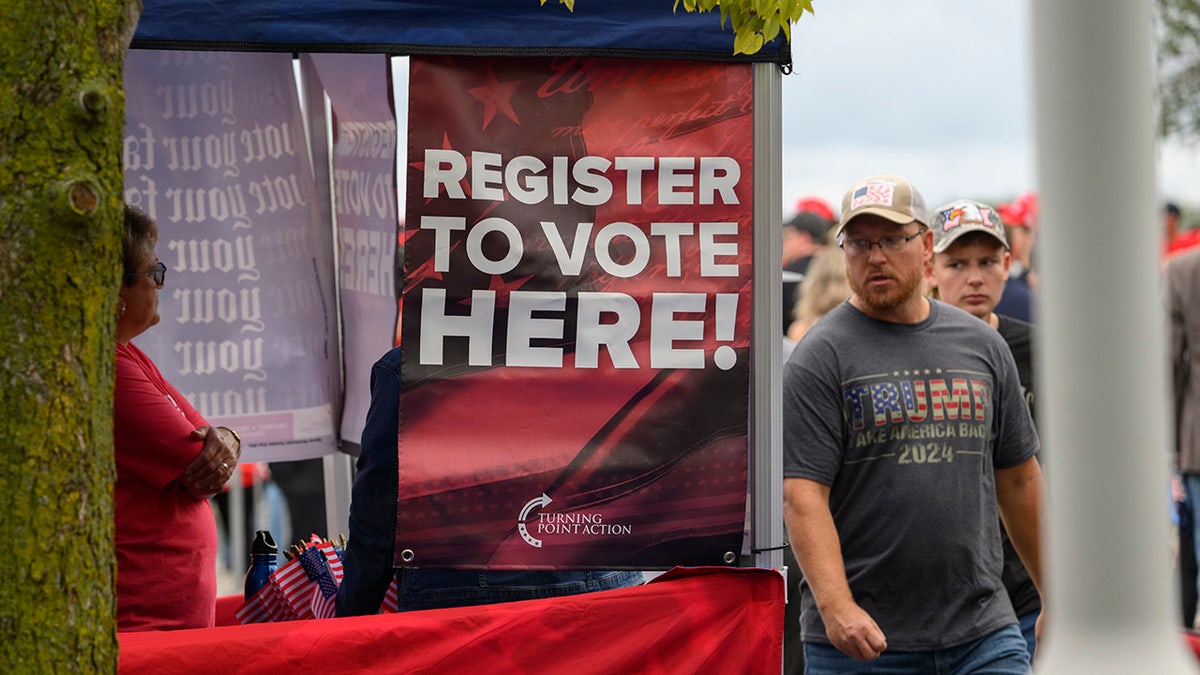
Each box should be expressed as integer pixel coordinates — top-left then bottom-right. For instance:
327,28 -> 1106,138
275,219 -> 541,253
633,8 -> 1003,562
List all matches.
997,191 -> 1038,232
794,195 -> 836,222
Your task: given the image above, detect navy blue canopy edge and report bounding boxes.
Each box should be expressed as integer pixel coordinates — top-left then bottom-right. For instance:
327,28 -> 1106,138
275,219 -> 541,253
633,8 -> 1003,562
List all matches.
131,0 -> 789,65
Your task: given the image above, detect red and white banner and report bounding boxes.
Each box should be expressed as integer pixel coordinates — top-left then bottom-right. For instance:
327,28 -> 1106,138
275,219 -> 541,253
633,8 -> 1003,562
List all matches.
397,56 -> 754,568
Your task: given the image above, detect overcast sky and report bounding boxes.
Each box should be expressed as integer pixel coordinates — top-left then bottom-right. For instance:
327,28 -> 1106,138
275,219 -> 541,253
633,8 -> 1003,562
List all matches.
780,0 -> 1200,218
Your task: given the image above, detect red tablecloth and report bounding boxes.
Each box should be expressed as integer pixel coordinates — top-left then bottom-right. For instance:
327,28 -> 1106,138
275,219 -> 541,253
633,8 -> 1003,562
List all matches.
119,566 -> 783,674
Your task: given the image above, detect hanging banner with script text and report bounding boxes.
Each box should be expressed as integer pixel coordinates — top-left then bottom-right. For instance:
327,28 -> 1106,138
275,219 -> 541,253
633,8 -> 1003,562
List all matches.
397,56 -> 753,569
305,53 -> 400,448
124,51 -> 340,462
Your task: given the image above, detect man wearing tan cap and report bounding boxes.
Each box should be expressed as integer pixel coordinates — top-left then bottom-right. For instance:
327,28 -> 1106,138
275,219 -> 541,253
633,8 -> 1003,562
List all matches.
782,175 -> 1046,673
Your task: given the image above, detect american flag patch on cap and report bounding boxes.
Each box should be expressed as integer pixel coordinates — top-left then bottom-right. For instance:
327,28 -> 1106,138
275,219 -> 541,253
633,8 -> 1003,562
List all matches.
851,183 -> 895,210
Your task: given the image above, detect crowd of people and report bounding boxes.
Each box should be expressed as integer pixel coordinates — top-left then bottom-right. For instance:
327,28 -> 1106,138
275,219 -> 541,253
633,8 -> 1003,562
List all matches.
778,178 -> 1200,674
113,178 -> 1200,674
780,176 -> 1044,674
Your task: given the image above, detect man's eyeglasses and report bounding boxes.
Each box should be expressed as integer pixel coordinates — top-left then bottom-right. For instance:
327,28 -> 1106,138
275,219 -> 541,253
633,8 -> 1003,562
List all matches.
838,229 -> 925,257
127,261 -> 167,287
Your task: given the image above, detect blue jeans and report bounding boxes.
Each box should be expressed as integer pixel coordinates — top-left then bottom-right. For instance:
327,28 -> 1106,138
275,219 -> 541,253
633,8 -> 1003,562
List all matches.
397,569 -> 643,611
1017,610 -> 1039,661
1184,474 -> 1200,613
803,623 -> 1029,675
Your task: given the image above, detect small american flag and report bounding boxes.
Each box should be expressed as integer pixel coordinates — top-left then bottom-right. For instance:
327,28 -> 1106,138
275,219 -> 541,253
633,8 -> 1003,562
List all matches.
268,585 -> 290,621
381,576 -> 400,613
235,586 -> 272,624
234,538 -> 349,623
311,586 -> 338,620
941,208 -> 963,231
308,543 -> 342,619
318,541 -> 344,583
851,183 -> 894,210
237,574 -> 292,623
273,557 -> 316,619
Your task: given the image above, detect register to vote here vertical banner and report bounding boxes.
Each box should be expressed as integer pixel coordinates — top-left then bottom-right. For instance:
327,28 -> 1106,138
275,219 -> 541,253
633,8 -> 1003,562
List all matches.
396,56 -> 754,569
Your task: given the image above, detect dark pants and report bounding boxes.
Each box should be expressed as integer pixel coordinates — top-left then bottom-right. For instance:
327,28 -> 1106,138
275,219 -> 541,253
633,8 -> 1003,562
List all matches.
783,546 -> 805,675
803,623 -> 1029,675
1181,497 -> 1198,627
269,458 -> 328,547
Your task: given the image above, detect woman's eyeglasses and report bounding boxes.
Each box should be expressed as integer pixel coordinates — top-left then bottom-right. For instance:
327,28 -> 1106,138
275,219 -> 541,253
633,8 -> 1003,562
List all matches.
126,261 -> 167,287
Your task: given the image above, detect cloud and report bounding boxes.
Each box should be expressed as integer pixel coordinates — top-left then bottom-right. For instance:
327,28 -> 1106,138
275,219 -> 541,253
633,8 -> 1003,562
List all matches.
1159,141 -> 1200,205
781,0 -> 1036,214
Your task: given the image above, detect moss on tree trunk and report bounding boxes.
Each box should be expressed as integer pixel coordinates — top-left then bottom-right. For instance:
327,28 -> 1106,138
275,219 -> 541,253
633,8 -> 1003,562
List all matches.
0,1 -> 140,672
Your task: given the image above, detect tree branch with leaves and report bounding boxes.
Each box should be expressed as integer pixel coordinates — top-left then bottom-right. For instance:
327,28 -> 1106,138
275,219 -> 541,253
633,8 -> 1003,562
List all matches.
1157,0 -> 1200,139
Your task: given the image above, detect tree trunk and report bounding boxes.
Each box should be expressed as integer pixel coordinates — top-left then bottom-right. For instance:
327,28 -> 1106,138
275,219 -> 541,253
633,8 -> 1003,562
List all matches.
0,1 -> 140,671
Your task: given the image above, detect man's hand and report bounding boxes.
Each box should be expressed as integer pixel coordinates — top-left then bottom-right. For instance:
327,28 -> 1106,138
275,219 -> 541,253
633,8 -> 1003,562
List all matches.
822,598 -> 888,661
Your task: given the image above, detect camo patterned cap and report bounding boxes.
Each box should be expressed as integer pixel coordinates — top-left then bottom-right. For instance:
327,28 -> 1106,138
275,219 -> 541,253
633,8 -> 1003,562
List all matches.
930,199 -> 1009,253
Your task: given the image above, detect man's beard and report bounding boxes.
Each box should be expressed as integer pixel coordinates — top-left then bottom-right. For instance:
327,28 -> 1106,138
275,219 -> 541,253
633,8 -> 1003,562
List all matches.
848,263 -> 925,314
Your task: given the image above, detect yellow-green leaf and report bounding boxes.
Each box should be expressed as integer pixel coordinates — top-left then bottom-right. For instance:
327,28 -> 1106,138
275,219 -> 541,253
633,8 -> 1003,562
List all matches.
733,29 -> 764,55
763,13 -> 781,41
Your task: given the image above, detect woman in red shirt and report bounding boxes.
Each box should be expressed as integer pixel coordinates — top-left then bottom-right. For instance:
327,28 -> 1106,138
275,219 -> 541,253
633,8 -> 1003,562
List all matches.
114,205 -> 242,631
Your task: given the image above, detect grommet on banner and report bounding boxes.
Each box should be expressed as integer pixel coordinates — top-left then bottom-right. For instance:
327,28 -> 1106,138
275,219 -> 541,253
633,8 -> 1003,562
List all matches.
399,549 -> 415,564
722,551 -> 737,565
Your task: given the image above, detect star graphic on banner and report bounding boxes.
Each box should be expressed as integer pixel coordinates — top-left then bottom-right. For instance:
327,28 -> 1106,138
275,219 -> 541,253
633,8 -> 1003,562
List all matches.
464,273 -> 535,309
468,66 -> 523,131
410,133 -> 474,205
404,242 -> 458,289
398,227 -> 421,248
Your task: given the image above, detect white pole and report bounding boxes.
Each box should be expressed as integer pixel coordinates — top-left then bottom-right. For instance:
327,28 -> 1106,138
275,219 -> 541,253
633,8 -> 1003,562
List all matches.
1030,0 -> 1197,671
752,61 -> 785,574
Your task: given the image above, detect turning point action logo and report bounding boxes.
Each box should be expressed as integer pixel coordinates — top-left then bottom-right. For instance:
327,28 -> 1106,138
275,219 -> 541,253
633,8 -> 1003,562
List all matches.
517,493 -> 633,548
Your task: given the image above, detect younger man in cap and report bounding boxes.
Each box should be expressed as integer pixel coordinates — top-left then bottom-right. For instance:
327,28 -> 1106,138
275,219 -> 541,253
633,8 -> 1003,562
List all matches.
782,175 -> 1045,673
927,199 -> 1043,659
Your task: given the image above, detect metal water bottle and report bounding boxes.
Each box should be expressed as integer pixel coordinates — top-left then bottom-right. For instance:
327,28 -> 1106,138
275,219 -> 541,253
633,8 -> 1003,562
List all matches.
243,530 -> 278,599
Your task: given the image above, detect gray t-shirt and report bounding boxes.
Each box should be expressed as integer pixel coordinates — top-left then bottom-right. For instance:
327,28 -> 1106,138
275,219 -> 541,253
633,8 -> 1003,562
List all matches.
783,299 -> 1039,651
